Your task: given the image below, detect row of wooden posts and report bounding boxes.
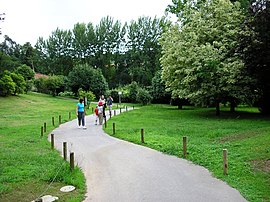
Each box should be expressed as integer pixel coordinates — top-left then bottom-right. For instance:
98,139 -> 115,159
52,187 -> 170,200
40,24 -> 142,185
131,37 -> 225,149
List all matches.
40,106 -> 228,175
40,106 -> 133,171
39,111 -> 74,170
109,123 -> 229,175
50,134 -> 75,171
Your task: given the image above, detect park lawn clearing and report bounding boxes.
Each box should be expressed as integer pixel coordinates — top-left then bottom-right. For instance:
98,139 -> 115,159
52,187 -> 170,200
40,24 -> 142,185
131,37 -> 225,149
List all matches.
105,104 -> 270,202
0,92 -> 86,202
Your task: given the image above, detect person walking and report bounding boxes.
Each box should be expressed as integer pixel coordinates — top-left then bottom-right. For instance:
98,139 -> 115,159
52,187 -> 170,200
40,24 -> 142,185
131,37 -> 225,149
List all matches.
76,98 -> 86,129
107,95 -> 113,116
99,95 -> 106,118
97,101 -> 104,125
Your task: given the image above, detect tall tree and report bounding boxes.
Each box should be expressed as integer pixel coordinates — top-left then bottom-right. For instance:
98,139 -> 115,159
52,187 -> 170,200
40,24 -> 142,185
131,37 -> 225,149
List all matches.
35,29 -> 73,75
126,16 -> 167,86
94,16 -> 126,87
160,0 -> 254,115
19,42 -> 36,70
71,22 -> 97,64
239,0 -> 270,114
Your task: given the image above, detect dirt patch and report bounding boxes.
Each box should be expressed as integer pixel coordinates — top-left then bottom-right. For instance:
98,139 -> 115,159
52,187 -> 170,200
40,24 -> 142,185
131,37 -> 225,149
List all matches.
251,159 -> 270,173
218,127 -> 270,143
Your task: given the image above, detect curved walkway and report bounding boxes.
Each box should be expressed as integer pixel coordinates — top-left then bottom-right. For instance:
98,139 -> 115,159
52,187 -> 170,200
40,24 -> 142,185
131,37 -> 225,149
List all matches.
50,109 -> 247,202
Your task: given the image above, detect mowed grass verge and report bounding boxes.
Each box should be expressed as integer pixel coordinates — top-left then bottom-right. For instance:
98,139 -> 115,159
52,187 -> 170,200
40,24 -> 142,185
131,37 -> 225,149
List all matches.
0,93 -> 86,202
105,104 -> 270,202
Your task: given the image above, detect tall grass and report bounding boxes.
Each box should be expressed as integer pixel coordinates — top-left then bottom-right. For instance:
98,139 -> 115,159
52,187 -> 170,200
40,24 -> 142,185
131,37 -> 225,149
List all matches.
105,104 -> 270,202
0,93 -> 86,202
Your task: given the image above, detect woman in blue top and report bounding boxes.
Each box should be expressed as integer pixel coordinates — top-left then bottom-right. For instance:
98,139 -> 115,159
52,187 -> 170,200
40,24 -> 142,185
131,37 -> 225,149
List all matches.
76,98 -> 86,129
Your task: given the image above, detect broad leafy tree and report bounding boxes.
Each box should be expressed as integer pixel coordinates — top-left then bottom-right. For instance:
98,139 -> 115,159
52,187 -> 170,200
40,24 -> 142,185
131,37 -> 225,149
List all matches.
238,0 -> 270,114
0,70 -> 26,96
45,75 -> 65,96
151,70 -> 171,103
67,64 -> 108,97
160,0 -> 254,115
15,64 -> 34,80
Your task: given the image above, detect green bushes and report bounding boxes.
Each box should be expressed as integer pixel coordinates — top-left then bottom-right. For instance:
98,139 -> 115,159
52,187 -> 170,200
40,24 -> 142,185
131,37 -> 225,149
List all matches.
0,70 -> 26,96
107,81 -> 152,105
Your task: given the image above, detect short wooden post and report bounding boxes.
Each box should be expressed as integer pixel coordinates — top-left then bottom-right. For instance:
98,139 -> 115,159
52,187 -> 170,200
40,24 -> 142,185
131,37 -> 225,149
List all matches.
44,122 -> 46,133
223,149 -> 228,175
141,128 -> 144,143
120,108 -> 122,113
126,106 -> 128,111
70,152 -> 74,171
109,111 -> 112,118
52,117 -> 55,126
69,112 -> 71,120
41,126 -> 43,137
183,136 -> 187,158
63,142 -> 67,161
51,134 -> 54,149
113,123 -> 115,135
114,110 -> 116,116
59,115 -> 61,125
104,117 -> 107,128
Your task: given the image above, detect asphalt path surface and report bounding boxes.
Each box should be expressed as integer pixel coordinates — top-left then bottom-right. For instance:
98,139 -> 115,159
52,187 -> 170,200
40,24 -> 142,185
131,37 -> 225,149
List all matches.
50,108 -> 247,202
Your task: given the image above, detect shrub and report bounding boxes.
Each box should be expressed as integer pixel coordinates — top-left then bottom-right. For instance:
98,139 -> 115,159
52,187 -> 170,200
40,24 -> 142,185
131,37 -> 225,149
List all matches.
34,77 -> 48,94
0,74 -> 16,96
78,88 -> 96,107
136,88 -> 152,105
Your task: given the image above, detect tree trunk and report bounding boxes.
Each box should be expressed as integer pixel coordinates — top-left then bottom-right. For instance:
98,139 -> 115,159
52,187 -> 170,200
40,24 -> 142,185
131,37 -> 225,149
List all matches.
230,99 -> 236,113
216,100 -> 220,116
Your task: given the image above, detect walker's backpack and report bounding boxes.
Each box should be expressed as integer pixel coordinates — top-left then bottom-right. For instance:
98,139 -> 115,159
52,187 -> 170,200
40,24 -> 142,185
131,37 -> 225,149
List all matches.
95,108 -> 99,115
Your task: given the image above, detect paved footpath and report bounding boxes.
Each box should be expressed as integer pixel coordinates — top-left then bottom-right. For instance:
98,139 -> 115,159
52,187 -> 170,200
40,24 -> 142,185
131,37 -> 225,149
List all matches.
50,108 -> 247,202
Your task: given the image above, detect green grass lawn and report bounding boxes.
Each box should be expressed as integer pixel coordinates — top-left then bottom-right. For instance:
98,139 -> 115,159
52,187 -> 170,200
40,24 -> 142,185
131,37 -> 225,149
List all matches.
0,92 -> 86,202
105,104 -> 270,202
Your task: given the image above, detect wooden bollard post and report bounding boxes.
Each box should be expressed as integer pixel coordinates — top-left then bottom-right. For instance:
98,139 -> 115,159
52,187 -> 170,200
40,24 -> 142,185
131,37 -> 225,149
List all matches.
69,112 -> 71,120
59,115 -> 61,125
183,136 -> 187,158
141,128 -> 144,143
63,142 -> 67,161
104,117 -> 107,128
52,117 -> 55,126
109,111 -> 112,118
113,123 -> 115,135
44,122 -> 46,133
120,108 -> 122,113
70,152 -> 74,171
51,134 -> 54,149
126,106 -> 128,111
41,126 -> 43,137
114,110 -> 116,116
223,149 -> 228,175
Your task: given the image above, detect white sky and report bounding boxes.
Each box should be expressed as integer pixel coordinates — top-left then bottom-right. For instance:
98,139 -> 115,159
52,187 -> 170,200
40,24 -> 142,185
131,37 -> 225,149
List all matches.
0,0 -> 174,46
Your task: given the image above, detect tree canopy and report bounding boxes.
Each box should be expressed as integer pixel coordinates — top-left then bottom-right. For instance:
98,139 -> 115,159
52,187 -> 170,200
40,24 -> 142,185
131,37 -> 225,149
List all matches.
160,0 -> 254,114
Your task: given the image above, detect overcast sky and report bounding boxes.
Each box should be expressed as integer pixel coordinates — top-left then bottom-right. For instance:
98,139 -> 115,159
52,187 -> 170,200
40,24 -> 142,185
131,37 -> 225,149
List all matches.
0,0 -> 174,46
